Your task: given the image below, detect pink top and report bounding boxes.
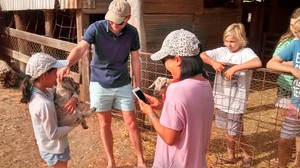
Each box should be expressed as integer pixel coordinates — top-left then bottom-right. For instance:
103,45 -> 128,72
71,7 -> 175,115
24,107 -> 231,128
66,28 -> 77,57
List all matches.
153,78 -> 214,168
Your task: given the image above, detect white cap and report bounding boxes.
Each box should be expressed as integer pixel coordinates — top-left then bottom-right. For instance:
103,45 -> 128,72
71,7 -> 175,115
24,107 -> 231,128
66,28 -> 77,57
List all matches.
25,52 -> 69,79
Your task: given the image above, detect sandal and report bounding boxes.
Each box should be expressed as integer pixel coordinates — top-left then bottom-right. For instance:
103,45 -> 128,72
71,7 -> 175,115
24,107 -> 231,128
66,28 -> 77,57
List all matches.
217,158 -> 237,164
240,157 -> 253,168
270,157 -> 294,166
270,158 -> 278,166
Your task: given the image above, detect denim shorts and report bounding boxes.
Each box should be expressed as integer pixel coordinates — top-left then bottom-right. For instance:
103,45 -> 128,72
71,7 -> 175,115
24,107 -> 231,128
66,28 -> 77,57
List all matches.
39,147 -> 70,166
89,82 -> 135,112
215,109 -> 243,136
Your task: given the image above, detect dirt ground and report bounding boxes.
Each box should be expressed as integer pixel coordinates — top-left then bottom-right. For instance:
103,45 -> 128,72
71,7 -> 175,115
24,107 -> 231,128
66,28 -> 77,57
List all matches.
0,87 -> 156,168
0,81 -> 291,168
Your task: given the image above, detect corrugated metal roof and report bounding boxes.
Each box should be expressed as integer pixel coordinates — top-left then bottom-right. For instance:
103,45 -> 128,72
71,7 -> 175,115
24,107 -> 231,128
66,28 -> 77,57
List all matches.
0,0 -> 80,11
58,0 -> 80,9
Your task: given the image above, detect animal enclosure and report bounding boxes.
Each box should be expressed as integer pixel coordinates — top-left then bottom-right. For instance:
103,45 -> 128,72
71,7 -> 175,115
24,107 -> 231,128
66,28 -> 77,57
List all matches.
1,26 -> 293,167
1,13 -> 294,167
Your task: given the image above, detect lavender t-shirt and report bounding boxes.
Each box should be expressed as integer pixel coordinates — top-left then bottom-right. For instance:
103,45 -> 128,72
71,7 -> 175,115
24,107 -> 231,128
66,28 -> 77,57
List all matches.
153,78 -> 214,168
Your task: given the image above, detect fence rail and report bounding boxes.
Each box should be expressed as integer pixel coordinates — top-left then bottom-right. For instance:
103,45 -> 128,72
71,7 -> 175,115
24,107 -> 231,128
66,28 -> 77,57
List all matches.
0,27 -> 293,167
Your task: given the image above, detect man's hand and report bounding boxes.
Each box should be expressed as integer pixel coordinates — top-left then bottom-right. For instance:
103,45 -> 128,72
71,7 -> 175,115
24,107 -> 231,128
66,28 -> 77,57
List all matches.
57,66 -> 70,82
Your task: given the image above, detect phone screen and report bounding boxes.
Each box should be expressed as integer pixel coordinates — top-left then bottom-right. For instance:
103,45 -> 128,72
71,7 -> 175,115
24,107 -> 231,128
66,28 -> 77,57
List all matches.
134,89 -> 150,104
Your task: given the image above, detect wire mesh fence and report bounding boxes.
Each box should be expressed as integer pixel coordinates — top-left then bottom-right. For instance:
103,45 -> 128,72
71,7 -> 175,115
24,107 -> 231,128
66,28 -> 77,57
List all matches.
0,9 -> 295,166
137,52 -> 293,167
2,34 -> 79,74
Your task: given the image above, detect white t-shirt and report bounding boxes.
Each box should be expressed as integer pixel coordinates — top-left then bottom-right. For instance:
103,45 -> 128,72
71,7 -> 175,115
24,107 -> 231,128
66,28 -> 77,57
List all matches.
206,47 -> 258,114
153,78 -> 214,168
29,87 -> 74,154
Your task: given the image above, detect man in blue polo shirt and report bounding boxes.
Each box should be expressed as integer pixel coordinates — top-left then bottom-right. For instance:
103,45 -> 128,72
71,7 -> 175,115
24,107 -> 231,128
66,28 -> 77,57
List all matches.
57,0 -> 146,167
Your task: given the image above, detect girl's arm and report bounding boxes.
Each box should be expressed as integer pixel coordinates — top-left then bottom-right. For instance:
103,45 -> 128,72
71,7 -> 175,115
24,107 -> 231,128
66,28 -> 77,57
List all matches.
224,57 -> 262,80
200,52 -> 225,72
267,55 -> 300,79
233,57 -> 262,71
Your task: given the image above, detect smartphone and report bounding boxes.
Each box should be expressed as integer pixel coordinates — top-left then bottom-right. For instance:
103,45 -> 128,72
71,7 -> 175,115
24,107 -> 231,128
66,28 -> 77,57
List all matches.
132,87 -> 150,104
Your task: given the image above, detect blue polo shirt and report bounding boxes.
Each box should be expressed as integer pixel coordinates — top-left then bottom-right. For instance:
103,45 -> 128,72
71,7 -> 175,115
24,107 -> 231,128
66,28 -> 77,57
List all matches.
83,20 -> 140,88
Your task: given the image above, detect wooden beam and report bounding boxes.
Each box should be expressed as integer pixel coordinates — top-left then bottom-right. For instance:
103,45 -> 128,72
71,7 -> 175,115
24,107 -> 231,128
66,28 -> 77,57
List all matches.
82,0 -> 95,8
5,27 -> 76,52
1,46 -> 80,83
1,46 -> 30,63
76,9 -> 91,107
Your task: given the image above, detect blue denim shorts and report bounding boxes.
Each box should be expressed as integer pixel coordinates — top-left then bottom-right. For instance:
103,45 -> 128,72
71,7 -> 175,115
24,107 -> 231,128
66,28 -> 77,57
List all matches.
89,82 -> 135,112
39,147 -> 70,166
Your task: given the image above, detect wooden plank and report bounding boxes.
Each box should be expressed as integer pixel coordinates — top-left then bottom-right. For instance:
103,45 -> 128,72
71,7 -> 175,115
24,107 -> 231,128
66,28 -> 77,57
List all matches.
144,14 -> 194,53
144,0 -> 202,14
5,27 -> 76,52
82,0 -> 95,8
1,46 -> 30,63
82,0 -> 110,14
1,46 -> 80,83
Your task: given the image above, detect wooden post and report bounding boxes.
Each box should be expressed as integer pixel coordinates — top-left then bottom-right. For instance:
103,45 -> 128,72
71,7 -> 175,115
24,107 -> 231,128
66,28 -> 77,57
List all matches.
0,12 -> 11,64
13,11 -> 28,73
76,9 -> 91,110
127,0 -> 147,126
42,10 -> 54,53
44,10 -> 54,37
127,0 -> 147,87
127,0 -> 147,52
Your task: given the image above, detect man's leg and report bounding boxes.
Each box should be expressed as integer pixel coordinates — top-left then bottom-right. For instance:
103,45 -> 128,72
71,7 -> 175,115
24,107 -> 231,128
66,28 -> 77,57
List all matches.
122,110 -> 147,168
98,112 -> 116,168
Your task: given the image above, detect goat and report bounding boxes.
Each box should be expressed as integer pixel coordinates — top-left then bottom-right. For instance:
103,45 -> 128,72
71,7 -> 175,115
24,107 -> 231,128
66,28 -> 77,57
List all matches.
148,77 -> 171,96
55,77 -> 96,129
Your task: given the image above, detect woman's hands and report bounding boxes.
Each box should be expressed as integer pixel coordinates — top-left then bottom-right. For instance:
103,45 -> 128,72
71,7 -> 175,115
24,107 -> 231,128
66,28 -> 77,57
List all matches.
138,94 -> 162,116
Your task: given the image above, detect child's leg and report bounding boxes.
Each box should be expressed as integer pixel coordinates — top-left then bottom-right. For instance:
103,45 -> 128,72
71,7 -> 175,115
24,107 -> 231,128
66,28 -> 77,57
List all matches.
225,132 -> 236,161
51,161 -> 68,168
278,114 -> 300,168
215,109 -> 236,162
236,134 -> 252,160
293,137 -> 300,167
278,138 -> 293,168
